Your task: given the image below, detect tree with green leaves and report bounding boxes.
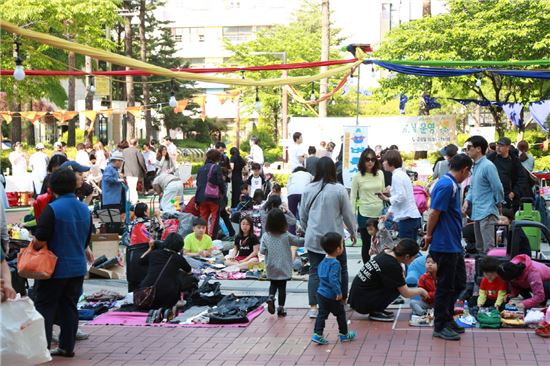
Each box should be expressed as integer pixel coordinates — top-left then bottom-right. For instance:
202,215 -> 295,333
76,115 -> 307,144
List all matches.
224,0 -> 348,142
0,0 -> 121,144
374,0 -> 550,137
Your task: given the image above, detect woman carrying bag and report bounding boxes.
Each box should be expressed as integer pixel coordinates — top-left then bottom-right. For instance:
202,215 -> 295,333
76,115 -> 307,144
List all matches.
30,168 -> 94,358
350,148 -> 386,263
136,233 -> 191,310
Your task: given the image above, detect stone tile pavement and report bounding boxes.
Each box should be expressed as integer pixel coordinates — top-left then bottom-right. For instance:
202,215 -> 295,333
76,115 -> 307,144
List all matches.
46,308 -> 550,366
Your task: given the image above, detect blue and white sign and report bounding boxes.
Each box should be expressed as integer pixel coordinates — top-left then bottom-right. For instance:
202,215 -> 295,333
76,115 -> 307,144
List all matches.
342,126 -> 369,188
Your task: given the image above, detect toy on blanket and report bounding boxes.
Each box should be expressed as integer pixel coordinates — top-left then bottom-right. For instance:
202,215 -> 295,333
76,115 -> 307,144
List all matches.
500,309 -> 526,327
409,309 -> 434,327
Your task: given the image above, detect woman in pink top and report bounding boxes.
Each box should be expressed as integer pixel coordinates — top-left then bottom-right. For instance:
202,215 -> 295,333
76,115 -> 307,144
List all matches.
498,254 -> 550,309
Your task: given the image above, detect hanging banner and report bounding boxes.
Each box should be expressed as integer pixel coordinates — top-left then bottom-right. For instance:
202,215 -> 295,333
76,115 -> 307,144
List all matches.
51,110 -> 78,122
400,115 -> 456,151
0,112 -> 12,123
81,110 -> 97,122
343,126 -> 369,188
95,76 -> 111,97
174,100 -> 189,113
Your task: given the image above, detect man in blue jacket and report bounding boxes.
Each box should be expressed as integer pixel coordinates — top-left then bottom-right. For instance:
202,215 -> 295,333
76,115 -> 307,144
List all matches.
101,151 -> 125,212
32,168 -> 93,357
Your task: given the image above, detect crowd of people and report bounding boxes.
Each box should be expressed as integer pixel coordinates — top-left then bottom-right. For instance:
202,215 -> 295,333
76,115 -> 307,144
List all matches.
1,132 -> 550,356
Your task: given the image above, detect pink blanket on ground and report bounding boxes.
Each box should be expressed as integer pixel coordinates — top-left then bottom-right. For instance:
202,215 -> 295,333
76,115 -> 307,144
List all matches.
86,306 -> 264,328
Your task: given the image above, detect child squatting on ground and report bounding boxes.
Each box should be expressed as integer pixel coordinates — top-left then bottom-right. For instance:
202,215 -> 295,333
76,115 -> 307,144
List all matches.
260,208 -> 305,317
410,255 -> 437,316
312,232 -> 357,345
478,257 -> 508,309
366,218 -> 394,257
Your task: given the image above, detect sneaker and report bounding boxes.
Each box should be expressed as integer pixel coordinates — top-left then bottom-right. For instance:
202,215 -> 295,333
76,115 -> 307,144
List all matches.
266,295 -> 275,314
75,328 -> 89,341
277,306 -> 287,317
339,331 -> 357,342
447,320 -> 465,334
307,309 -> 318,319
433,327 -> 461,341
369,311 -> 395,322
311,333 -> 329,345
51,333 -> 59,343
382,310 -> 395,317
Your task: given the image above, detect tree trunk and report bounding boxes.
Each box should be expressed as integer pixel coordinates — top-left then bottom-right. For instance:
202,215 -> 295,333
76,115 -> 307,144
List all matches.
319,0 -> 330,118
124,8 -> 135,140
422,0 -> 431,17
84,56 -> 94,143
139,0 -> 152,140
27,101 -> 35,146
10,87 -> 21,143
67,51 -> 76,146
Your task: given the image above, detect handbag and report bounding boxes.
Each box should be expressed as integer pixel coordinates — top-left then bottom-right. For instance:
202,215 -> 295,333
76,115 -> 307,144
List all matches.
134,253 -> 173,309
205,164 -> 220,199
17,244 -> 58,280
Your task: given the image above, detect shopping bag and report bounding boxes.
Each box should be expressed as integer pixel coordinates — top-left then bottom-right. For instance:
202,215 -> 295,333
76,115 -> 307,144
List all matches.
0,296 -> 52,365
539,179 -> 550,200
17,244 -> 58,279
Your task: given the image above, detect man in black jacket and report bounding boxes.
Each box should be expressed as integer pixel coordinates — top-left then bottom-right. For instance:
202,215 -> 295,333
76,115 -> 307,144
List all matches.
487,137 -> 530,212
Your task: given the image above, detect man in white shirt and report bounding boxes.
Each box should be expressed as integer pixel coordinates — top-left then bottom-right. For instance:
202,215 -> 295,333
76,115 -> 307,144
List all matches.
29,143 -> 49,195
289,132 -> 307,171
163,136 -> 178,166
248,136 -> 264,165
142,143 -> 157,193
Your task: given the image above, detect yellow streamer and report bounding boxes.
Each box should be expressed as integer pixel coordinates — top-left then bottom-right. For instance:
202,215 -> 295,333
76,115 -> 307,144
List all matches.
0,20 -> 365,87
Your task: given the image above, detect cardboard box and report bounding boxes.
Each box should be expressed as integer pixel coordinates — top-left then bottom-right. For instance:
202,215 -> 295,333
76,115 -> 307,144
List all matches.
89,266 -> 125,279
90,233 -> 119,259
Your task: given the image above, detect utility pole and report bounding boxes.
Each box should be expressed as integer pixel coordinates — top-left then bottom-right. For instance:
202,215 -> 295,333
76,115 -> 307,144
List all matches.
423,0 -> 432,17
124,0 -> 135,140
139,0 -> 152,140
84,56 -> 94,143
319,0 -> 330,118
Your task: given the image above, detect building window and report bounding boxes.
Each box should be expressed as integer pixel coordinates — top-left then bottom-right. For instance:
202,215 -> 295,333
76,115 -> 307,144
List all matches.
184,58 -> 206,67
222,26 -> 253,43
172,27 -> 206,43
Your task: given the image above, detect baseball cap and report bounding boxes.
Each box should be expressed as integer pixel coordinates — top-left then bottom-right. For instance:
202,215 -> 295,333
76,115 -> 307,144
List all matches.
60,160 -> 91,173
36,143 -> 45,150
110,151 -> 125,161
497,137 -> 511,146
53,141 -> 62,149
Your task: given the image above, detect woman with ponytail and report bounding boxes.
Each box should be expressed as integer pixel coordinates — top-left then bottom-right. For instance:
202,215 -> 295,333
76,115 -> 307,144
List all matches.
348,239 -> 428,322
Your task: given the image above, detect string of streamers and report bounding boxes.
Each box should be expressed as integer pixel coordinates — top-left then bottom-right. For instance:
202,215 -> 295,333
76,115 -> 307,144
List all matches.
0,20 -> 365,86
284,70 -> 353,105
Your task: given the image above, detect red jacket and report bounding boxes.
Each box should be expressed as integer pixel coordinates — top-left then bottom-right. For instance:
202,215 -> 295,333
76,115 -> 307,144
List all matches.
418,272 -> 437,304
33,190 -> 54,221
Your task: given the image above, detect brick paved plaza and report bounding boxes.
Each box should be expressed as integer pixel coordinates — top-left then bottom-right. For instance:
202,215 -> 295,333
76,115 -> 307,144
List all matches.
45,308 -> 549,366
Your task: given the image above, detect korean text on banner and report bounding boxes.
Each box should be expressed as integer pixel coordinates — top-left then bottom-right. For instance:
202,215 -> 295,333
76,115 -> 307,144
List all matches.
343,126 -> 369,188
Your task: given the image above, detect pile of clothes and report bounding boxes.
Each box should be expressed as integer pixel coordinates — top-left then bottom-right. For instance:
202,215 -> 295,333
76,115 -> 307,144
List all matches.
78,290 -> 128,320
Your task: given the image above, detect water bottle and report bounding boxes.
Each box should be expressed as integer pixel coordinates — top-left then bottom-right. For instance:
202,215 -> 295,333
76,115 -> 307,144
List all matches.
463,300 -> 470,316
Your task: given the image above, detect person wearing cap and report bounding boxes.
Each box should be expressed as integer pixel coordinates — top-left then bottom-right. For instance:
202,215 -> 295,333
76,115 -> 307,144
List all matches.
463,136 -> 504,253
487,137 -> 531,212
60,161 -> 97,205
52,141 -> 67,157
101,151 -> 125,213
432,144 -> 459,180
29,143 -> 49,195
